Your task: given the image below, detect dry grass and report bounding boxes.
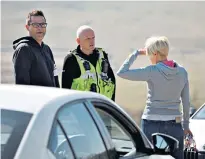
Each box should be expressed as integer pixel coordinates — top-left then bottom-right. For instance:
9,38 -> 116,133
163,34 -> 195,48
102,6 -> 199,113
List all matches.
1,1 -> 205,124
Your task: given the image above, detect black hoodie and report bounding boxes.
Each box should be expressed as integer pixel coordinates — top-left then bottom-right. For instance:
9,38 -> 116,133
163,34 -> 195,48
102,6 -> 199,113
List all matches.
12,36 -> 59,87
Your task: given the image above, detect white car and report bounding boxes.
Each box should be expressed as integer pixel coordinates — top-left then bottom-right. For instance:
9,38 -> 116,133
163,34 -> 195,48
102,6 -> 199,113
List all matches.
189,103 -> 205,159
1,84 -> 177,159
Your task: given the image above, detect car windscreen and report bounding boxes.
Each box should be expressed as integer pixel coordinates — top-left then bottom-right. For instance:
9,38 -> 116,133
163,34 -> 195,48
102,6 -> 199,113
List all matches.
1,109 -> 33,159
192,105 -> 205,120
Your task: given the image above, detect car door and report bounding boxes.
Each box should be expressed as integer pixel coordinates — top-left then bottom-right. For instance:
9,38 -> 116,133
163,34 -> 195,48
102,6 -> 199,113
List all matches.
47,100 -> 110,159
89,100 -> 174,159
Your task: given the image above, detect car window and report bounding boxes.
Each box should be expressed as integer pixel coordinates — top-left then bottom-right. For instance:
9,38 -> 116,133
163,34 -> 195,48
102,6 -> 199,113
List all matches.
48,120 -> 74,159
193,105 -> 205,119
50,102 -> 108,159
96,108 -> 135,156
97,108 -> 132,141
1,109 -> 32,159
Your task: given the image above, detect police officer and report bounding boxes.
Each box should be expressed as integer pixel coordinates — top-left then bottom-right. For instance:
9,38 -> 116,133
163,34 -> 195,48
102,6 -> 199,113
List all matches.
62,25 -> 116,101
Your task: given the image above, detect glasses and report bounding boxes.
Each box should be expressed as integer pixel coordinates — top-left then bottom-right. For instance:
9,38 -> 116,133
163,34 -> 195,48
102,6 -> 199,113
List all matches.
29,22 -> 48,28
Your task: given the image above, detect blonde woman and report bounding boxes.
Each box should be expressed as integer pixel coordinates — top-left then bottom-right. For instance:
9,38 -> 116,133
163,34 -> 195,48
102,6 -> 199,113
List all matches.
117,36 -> 192,159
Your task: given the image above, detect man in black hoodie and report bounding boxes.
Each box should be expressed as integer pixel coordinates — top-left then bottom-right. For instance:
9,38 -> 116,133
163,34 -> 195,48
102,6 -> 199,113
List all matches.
12,10 -> 59,87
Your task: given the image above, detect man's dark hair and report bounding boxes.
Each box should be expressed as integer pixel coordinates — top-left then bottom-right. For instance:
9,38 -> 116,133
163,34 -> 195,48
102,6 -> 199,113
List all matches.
26,10 -> 46,25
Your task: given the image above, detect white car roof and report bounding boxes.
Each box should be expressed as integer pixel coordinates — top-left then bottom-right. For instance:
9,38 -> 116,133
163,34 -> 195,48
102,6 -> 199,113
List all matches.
0,84 -> 108,114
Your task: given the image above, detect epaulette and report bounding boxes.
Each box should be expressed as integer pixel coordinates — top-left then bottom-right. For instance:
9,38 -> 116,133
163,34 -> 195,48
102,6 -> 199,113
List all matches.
69,49 -> 77,54
64,49 -> 76,60
96,47 -> 108,55
96,47 -> 104,51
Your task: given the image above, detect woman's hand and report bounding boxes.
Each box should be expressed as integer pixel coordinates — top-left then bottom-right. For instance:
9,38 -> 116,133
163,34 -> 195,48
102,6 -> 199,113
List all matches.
138,48 -> 146,55
184,129 -> 193,137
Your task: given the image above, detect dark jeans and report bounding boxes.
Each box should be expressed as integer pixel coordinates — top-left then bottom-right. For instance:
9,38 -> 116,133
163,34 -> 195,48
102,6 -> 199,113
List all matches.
141,119 -> 184,159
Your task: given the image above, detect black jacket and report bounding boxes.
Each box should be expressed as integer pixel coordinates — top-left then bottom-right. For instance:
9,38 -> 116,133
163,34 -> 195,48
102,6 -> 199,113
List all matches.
12,36 -> 59,87
62,45 -> 116,101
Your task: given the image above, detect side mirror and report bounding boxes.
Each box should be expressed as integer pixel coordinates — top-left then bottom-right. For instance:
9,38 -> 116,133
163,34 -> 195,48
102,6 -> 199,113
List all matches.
152,133 -> 179,155
190,106 -> 196,117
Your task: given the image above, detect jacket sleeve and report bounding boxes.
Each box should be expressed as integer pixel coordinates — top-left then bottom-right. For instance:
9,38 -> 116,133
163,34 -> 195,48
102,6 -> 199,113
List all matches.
181,70 -> 191,130
13,45 -> 32,85
117,50 -> 152,81
54,71 -> 60,88
48,47 -> 60,88
62,54 -> 76,89
103,51 -> 116,101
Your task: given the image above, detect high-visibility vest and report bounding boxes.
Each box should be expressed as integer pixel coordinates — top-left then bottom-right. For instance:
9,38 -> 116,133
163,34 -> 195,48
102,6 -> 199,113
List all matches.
71,48 -> 115,99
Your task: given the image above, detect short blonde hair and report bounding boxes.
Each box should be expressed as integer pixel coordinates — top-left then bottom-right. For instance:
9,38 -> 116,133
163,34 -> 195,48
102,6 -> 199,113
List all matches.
145,36 -> 169,57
